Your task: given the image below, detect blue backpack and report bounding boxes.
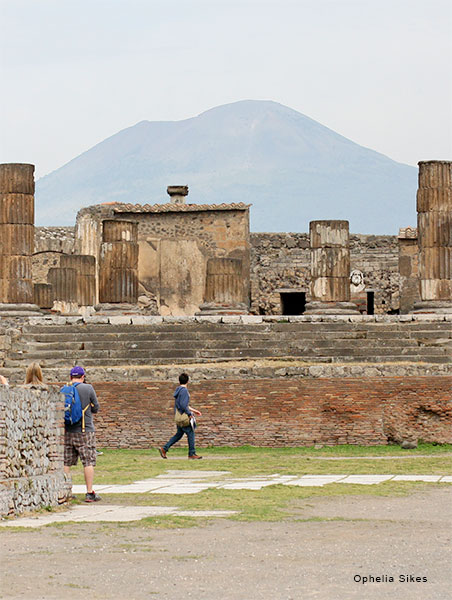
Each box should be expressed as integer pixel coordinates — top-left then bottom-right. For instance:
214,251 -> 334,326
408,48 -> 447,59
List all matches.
61,382 -> 86,430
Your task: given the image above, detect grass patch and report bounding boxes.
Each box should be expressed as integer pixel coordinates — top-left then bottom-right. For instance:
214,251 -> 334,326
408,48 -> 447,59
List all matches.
69,445 -> 452,484
83,481 -> 445,524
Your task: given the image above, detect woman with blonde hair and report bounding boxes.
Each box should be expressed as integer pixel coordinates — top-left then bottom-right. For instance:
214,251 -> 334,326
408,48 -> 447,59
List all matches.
24,362 -> 44,385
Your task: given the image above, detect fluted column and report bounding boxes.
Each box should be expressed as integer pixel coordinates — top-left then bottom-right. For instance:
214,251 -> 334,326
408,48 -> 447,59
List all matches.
413,161 -> 452,313
0,163 -> 40,313
99,220 -> 138,304
305,220 -> 358,314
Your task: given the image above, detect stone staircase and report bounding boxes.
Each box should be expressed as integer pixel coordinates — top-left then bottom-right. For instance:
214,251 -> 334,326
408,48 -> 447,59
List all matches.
3,318 -> 451,369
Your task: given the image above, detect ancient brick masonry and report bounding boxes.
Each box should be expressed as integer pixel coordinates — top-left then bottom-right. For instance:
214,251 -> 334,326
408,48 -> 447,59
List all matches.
92,377 -> 452,448
0,386 -> 70,517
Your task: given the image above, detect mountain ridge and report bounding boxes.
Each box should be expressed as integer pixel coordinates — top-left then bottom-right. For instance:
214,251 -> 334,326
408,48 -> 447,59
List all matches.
35,100 -> 417,234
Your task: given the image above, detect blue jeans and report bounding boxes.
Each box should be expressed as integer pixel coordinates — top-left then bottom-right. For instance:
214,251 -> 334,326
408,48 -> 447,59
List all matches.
163,425 -> 196,456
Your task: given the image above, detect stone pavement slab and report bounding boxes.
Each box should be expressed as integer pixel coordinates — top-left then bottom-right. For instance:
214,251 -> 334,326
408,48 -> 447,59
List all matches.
341,475 -> 395,485
284,475 -> 348,487
152,483 -> 220,494
393,475 -> 441,482
70,470 -> 451,497
155,470 -> 230,478
0,504 -> 237,528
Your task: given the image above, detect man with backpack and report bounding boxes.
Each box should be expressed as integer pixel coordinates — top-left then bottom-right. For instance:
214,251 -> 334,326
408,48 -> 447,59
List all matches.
62,366 -> 101,502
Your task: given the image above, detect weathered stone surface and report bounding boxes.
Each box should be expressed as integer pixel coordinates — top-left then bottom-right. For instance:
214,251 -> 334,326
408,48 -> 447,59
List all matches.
0,386 -> 70,517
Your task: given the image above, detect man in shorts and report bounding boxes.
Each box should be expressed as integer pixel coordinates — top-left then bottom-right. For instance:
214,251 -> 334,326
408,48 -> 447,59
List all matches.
63,366 -> 101,502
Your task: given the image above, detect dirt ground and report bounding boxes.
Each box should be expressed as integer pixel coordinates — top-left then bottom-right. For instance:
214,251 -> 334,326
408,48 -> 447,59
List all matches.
0,487 -> 451,600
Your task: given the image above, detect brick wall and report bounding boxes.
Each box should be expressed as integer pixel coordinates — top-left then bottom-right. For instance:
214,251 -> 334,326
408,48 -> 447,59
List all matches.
92,377 -> 452,449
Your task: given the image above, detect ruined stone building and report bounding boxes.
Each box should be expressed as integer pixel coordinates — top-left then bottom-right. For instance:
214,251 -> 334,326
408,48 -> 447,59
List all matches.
1,160 -> 450,316
1,161 -> 451,516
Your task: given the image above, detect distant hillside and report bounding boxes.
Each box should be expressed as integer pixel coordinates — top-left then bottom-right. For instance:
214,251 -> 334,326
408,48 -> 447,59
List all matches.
35,100 -> 418,234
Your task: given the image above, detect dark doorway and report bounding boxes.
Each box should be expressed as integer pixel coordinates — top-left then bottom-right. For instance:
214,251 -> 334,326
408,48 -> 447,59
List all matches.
367,291 -> 375,315
280,292 -> 306,315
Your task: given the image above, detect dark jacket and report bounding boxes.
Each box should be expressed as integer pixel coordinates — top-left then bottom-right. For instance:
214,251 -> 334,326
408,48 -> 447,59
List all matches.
174,385 -> 191,416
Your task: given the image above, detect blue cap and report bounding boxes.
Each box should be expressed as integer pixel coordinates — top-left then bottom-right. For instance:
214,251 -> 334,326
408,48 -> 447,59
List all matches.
70,366 -> 85,377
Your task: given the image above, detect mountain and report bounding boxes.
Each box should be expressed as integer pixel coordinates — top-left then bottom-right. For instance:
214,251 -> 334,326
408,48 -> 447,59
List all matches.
35,100 -> 418,234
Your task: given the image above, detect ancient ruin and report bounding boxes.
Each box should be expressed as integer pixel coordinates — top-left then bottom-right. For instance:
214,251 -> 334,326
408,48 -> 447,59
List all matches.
0,159 -> 451,516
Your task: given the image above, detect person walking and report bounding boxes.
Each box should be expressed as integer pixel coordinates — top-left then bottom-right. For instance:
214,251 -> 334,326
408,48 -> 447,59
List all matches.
63,366 -> 102,502
159,373 -> 203,459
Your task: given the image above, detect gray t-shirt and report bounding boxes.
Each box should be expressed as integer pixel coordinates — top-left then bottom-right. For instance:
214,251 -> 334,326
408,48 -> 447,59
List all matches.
64,382 -> 99,433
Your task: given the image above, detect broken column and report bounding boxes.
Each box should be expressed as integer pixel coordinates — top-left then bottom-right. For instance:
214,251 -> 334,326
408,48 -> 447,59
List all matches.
304,220 -> 359,314
98,220 -> 139,305
414,161 -> 452,313
198,257 -> 248,315
398,227 -> 420,314
0,163 -> 40,314
60,254 -> 96,307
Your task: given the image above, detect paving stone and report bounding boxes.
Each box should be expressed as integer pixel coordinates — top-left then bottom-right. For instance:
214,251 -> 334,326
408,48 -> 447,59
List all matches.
284,475 -> 347,487
0,505 -> 236,528
219,480 -> 278,490
155,470 -> 230,479
175,510 -> 237,517
392,475 -> 442,482
151,483 -> 218,494
341,475 -> 395,485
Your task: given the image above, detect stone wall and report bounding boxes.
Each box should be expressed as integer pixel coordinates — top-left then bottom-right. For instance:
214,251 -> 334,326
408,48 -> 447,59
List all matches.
0,386 -> 70,517
92,377 -> 452,448
250,233 -> 400,314
33,226 -> 406,315
74,204 -> 250,314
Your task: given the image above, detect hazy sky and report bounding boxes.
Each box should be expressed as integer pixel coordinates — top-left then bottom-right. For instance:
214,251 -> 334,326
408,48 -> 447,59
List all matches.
1,0 -> 451,179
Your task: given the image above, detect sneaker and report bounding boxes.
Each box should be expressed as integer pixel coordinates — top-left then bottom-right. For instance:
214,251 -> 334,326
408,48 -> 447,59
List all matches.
188,454 -> 202,459
159,447 -> 167,459
85,491 -> 101,502
96,450 -> 104,456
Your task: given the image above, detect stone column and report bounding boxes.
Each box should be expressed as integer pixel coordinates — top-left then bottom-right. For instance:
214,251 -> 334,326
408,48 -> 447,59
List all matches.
60,254 -> 96,307
0,163 -> 40,314
198,257 -> 247,315
305,220 -> 359,314
98,220 -> 139,305
398,227 -> 420,314
33,283 -> 53,309
414,161 -> 452,313
47,267 -> 78,314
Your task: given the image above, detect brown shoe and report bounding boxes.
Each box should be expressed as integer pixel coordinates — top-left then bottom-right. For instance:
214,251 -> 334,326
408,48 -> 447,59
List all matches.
188,454 -> 202,459
159,447 -> 167,459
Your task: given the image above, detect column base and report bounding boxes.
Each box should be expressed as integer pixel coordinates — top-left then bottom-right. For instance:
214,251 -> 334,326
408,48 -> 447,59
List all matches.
304,301 -> 360,315
411,300 -> 452,314
0,303 -> 42,316
196,302 -> 249,316
94,303 -> 143,315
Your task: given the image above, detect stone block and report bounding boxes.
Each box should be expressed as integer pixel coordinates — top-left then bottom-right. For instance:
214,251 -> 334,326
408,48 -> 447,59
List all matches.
84,316 -> 110,324
108,316 -> 133,325
240,315 -> 263,324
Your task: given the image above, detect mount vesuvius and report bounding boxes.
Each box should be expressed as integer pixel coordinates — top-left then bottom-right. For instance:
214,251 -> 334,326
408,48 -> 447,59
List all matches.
35,100 -> 418,234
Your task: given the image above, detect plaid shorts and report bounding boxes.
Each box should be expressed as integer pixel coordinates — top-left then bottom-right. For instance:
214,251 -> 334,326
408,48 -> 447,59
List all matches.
64,431 -> 97,467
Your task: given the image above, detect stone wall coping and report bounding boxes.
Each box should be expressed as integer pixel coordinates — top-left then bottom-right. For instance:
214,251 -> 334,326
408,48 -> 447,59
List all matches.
3,363 -> 452,383
13,312 -> 452,327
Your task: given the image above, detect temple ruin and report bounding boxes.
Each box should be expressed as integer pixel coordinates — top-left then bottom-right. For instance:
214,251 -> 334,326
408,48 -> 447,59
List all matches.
1,159 -> 451,515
